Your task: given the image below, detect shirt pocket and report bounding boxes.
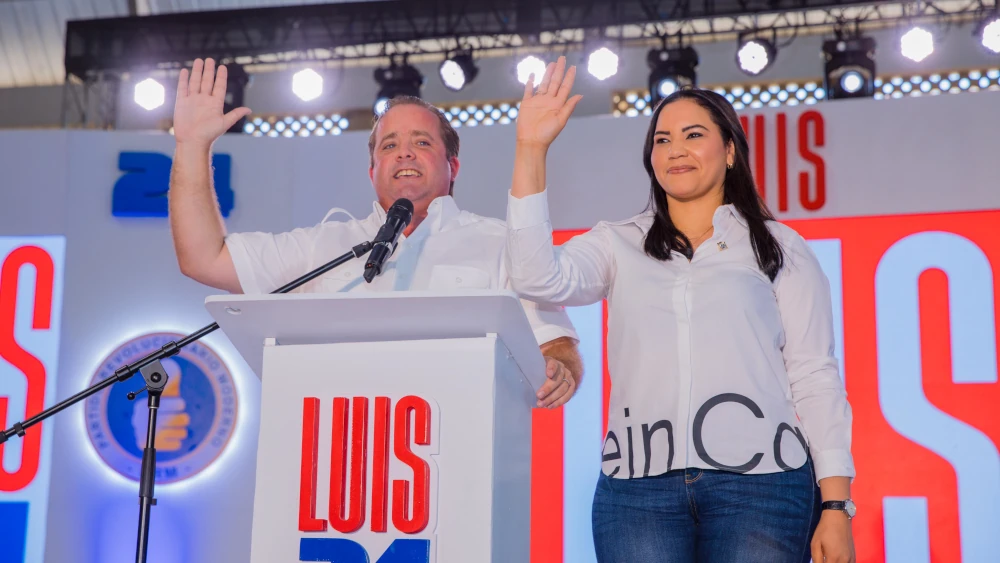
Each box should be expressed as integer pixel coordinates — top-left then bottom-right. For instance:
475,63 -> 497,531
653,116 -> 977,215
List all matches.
310,267 -> 363,293
427,265 -> 492,290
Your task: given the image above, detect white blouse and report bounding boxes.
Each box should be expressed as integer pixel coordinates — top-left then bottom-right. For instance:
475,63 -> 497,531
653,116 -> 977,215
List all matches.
505,191 -> 855,483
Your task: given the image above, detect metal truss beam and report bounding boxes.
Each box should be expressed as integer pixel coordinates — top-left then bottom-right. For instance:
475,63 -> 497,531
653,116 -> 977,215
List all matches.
67,0 -> 906,78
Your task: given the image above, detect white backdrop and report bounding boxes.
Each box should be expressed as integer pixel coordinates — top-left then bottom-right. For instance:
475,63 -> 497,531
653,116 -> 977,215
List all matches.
0,90 -> 998,563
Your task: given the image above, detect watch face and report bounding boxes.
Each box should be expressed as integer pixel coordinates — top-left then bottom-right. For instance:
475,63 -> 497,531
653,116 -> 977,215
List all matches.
845,499 -> 857,518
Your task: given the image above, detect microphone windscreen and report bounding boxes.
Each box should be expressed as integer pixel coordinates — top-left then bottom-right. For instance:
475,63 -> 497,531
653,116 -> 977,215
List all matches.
392,198 -> 414,215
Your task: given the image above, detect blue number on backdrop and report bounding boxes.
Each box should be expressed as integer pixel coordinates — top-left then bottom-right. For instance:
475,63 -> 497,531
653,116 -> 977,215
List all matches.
0,502 -> 29,562
299,538 -> 431,562
112,151 -> 234,217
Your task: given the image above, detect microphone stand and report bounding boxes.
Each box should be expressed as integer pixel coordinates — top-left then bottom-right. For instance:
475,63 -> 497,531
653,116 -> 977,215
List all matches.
0,240 -> 373,563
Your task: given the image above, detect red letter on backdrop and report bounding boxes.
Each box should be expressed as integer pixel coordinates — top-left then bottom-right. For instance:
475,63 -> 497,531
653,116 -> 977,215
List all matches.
777,113 -> 790,212
798,111 -> 827,211
754,115 -> 767,201
0,246 -> 54,493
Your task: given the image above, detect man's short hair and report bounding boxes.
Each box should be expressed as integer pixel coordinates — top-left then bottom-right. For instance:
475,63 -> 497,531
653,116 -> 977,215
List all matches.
367,96 -> 461,192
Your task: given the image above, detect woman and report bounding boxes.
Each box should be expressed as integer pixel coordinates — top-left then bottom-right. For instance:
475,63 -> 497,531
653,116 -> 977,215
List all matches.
507,57 -> 856,563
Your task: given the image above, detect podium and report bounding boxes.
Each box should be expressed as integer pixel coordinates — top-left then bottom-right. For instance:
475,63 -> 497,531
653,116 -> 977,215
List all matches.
205,290 -> 547,563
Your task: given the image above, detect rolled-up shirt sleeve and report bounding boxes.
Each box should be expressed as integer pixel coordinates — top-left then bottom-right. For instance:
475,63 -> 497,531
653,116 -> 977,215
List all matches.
505,190 -> 614,307
225,227 -> 317,295
774,230 -> 856,483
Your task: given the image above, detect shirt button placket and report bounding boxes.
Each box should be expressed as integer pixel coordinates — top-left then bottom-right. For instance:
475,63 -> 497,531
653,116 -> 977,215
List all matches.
673,259 -> 695,469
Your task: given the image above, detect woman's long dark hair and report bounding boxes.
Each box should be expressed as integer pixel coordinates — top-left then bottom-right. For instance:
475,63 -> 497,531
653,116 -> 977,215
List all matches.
641,88 -> 784,281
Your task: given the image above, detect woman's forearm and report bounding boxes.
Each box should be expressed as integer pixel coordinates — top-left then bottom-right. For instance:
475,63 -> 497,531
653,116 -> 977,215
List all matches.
511,142 -> 550,199
819,476 -> 851,502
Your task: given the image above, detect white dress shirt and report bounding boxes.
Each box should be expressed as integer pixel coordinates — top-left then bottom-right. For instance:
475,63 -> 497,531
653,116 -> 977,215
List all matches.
505,191 -> 854,483
225,195 -> 577,347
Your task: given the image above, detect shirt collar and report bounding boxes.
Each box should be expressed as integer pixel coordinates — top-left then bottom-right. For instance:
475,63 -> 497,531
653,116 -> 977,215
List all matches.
714,203 -> 749,229
370,195 -> 461,234
630,203 -> 748,233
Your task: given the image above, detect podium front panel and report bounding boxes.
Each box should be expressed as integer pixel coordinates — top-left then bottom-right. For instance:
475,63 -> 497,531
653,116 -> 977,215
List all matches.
249,336 -> 532,562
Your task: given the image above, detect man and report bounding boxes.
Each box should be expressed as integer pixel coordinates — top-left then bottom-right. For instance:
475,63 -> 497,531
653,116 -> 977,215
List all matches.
168,58 -> 582,409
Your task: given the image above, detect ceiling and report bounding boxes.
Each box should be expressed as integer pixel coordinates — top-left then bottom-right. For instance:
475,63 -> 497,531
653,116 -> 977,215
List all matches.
0,0 -> 333,88
3,0 -> 991,89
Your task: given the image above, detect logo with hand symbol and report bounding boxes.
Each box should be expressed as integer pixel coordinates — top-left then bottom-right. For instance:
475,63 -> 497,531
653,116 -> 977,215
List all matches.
85,333 -> 238,483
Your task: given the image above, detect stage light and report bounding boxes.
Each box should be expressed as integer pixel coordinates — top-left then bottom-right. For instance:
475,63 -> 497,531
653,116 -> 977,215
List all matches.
737,37 -> 776,75
373,58 -> 424,115
901,26 -> 934,62
517,55 -> 547,85
134,78 -> 165,111
841,72 -> 864,93
647,46 -> 698,104
981,16 -> 1000,54
587,47 -> 619,80
439,50 -> 478,91
292,68 -> 323,101
823,36 -> 876,99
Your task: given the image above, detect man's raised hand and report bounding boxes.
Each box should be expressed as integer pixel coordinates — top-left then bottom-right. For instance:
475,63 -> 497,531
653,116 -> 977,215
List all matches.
172,58 -> 251,148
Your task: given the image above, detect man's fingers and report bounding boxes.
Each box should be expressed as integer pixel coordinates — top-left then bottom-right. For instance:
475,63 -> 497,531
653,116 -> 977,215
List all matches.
176,68 -> 189,98
212,64 -> 229,99
535,379 -> 558,405
536,374 -> 558,398
540,378 -> 574,408
539,377 -> 568,400
200,58 -> 216,96
189,59 -> 204,94
222,107 -> 252,130
538,384 -> 566,407
547,390 -> 573,409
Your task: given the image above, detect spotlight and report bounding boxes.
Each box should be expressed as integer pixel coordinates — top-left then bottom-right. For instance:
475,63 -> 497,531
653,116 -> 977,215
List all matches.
292,68 -> 323,101
516,55 -> 547,85
373,58 -> 424,115
900,26 -> 934,62
980,15 -> 1000,54
439,50 -> 478,91
737,36 -> 776,76
823,36 -> 876,99
647,46 -> 698,104
134,78 -> 165,111
587,46 -> 620,80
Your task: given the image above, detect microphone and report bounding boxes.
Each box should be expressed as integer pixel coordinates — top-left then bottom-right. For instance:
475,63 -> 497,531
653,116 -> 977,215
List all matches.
364,198 -> 414,282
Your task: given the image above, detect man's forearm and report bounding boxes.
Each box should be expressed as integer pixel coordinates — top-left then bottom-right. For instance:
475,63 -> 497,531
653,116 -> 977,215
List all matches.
540,336 -> 583,386
168,141 -> 228,277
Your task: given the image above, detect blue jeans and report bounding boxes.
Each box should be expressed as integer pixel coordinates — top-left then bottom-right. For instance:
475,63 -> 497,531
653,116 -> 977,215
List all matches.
591,462 -> 821,562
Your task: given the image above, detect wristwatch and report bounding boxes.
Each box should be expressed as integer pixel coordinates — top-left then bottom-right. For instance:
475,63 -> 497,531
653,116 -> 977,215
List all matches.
821,499 -> 857,519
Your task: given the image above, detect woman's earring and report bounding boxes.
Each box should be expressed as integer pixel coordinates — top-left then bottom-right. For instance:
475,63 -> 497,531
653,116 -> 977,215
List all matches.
727,162 -> 733,169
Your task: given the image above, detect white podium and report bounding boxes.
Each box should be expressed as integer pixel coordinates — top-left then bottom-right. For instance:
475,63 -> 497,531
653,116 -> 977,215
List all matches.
206,290 -> 546,563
